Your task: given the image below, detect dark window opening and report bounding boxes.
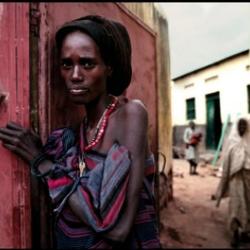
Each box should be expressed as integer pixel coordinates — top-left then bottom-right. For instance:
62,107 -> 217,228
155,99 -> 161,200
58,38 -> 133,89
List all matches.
186,98 -> 196,120
247,85 -> 250,113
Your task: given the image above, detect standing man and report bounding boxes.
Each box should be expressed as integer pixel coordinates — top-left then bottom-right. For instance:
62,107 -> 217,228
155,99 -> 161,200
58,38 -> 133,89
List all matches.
183,121 -> 201,175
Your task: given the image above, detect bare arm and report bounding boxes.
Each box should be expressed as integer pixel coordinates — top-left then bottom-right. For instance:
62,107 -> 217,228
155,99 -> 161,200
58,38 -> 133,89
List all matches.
102,100 -> 148,242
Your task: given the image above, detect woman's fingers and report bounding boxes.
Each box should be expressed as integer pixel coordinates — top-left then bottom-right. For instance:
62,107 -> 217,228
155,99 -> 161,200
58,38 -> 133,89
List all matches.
0,128 -> 31,153
0,127 -> 22,137
6,121 -> 24,131
2,143 -> 31,163
0,131 -> 18,143
0,132 -> 29,156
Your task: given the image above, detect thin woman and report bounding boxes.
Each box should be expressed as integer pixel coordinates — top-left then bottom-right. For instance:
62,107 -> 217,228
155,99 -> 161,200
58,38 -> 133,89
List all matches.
0,15 -> 161,249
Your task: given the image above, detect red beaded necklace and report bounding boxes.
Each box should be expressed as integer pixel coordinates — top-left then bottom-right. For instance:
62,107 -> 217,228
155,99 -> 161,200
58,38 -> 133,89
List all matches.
78,96 -> 118,176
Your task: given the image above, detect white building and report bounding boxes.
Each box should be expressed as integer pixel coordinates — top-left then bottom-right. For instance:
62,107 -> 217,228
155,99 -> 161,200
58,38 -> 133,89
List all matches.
172,49 -> 250,151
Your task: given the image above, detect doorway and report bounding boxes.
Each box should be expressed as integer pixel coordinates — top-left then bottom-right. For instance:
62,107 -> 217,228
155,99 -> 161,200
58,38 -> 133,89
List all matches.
206,92 -> 222,150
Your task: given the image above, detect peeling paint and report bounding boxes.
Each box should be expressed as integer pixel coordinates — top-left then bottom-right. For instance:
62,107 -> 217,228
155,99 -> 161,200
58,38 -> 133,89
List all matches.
0,3 -> 31,248
0,3 -> 4,40
0,4 -> 4,23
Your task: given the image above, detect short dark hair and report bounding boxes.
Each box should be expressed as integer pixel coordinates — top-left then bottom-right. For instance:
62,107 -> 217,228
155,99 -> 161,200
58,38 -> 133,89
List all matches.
189,121 -> 195,127
55,15 -> 132,96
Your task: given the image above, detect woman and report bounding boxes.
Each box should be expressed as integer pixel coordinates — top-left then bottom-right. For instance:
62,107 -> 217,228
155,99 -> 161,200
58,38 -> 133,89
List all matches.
214,116 -> 250,248
0,15 -> 161,249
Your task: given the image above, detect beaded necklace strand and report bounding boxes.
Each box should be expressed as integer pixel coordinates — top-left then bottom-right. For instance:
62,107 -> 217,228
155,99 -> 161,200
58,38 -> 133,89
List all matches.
78,96 -> 118,176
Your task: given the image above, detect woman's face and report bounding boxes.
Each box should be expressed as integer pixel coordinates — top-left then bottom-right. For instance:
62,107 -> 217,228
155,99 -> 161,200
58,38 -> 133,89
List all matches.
59,30 -> 112,105
237,118 -> 248,137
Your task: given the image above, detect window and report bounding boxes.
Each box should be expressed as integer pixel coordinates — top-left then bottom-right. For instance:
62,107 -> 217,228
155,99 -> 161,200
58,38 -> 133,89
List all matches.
247,85 -> 250,113
186,98 -> 196,120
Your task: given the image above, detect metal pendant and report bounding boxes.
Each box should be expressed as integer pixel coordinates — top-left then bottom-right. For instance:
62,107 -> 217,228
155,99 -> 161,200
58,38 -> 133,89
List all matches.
79,159 -> 86,177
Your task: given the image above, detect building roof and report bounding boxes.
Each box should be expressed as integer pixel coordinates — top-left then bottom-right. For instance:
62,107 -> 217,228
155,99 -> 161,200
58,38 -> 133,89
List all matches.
172,49 -> 249,81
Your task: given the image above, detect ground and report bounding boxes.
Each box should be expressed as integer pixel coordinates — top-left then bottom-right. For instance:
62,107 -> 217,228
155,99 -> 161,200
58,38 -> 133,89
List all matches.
159,159 -> 250,249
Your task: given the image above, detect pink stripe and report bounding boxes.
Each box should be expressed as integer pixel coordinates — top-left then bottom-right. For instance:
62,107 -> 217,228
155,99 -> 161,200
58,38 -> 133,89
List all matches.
142,239 -> 160,247
81,176 -> 129,229
135,217 -> 153,224
102,176 -> 129,227
58,219 -> 91,238
144,165 -> 155,176
80,188 -> 103,227
136,213 -> 150,221
111,147 -> 126,161
48,176 -> 73,189
85,157 -> 97,170
90,240 -> 111,249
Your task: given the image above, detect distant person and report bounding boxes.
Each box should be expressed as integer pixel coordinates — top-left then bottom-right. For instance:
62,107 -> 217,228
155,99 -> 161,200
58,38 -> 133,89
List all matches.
214,117 -> 250,248
183,121 -> 201,175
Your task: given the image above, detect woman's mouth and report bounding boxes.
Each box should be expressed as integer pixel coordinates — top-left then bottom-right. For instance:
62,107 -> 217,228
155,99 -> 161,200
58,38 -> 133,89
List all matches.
69,89 -> 89,95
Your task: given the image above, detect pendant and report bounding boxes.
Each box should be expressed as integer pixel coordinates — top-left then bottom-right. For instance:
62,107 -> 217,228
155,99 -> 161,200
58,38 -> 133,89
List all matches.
79,159 -> 86,177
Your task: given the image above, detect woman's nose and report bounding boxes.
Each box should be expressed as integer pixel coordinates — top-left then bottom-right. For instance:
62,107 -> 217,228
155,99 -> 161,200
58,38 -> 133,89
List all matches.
72,65 -> 83,81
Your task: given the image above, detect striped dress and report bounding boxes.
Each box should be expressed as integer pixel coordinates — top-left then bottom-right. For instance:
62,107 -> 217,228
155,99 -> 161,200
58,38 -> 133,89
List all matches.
41,127 -> 161,249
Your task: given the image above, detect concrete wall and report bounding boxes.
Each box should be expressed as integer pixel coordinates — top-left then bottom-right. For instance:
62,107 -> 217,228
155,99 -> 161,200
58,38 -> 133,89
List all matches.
172,51 -> 250,127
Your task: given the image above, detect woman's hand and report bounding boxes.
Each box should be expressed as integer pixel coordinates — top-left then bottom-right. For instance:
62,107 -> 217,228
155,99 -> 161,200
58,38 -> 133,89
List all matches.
0,121 -> 43,164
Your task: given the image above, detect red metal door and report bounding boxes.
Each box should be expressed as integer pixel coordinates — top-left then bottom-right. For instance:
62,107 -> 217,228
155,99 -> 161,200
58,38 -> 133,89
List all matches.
0,3 -> 31,249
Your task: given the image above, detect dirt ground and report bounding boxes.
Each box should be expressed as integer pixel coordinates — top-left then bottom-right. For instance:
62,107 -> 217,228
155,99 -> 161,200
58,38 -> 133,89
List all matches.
159,159 -> 250,249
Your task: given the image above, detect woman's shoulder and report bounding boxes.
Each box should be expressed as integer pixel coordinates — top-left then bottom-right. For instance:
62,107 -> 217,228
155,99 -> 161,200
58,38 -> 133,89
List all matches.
117,98 -> 148,119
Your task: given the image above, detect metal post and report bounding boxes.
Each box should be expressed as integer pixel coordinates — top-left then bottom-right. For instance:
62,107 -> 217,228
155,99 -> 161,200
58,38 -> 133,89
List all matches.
212,114 -> 230,166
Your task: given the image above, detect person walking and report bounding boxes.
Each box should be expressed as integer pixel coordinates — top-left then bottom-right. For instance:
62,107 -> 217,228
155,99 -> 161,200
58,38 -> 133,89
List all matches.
214,116 -> 250,248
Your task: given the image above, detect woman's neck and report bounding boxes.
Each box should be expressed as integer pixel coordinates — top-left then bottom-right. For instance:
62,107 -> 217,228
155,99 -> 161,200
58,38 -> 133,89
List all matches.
85,95 -> 111,129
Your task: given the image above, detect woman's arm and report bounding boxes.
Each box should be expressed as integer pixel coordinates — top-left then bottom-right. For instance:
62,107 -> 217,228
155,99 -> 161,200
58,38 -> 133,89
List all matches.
101,100 -> 148,242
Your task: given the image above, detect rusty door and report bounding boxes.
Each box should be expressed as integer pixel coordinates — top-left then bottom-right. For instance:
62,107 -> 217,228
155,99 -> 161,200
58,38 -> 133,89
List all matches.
0,3 -> 31,248
30,2 -> 158,248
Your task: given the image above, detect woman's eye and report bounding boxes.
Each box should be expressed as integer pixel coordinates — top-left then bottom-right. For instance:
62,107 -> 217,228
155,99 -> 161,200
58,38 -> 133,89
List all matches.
60,59 -> 72,69
80,59 -> 95,69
